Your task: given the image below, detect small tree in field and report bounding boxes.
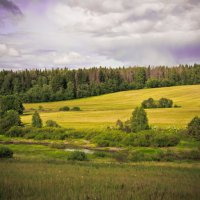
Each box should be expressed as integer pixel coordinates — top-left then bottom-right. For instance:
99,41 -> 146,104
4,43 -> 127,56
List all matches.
32,111 -> 42,128
187,116 -> 200,140
116,119 -> 123,130
131,107 -> 149,132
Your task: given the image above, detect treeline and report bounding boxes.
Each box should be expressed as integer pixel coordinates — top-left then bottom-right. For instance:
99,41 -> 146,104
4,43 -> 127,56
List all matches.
0,64 -> 200,103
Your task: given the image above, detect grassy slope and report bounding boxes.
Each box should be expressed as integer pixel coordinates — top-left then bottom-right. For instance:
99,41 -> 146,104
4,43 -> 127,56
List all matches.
22,85 -> 200,129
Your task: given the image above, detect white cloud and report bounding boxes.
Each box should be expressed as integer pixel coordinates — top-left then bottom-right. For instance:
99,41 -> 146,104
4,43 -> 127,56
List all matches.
53,52 -> 90,65
0,43 -> 20,57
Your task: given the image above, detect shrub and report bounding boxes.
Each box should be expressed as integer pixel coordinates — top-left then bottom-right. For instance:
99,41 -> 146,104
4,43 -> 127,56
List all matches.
122,129 -> 180,147
93,151 -> 107,158
68,151 -> 88,161
141,98 -> 173,109
32,111 -> 42,128
131,107 -> 149,132
0,146 -> 13,158
187,116 -> 200,140
46,120 -> 60,128
21,127 -> 68,140
59,106 -> 70,111
158,98 -> 173,108
141,98 -> 157,108
122,134 -> 135,146
0,110 -> 22,133
152,133 -> 180,147
32,128 -> 67,140
6,126 -> 24,137
92,132 -> 124,147
71,107 -> 81,111
133,133 -> 152,147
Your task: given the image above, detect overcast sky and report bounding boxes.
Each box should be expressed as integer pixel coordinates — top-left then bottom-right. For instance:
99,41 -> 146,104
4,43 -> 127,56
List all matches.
0,0 -> 200,70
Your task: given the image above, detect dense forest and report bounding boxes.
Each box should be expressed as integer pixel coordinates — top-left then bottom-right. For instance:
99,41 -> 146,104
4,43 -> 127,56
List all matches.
0,64 -> 200,103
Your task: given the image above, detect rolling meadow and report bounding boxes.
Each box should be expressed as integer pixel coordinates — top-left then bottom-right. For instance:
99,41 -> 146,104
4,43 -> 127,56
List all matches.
22,85 -> 200,129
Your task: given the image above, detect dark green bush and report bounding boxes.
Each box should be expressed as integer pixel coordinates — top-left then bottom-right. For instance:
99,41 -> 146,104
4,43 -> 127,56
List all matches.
71,107 -> 81,111
66,130 -> 85,139
84,131 -> 99,140
93,151 -> 107,158
0,146 -> 13,158
158,98 -> 173,108
92,132 -> 123,147
141,98 -> 157,108
68,151 -> 88,161
46,120 -> 60,128
21,127 -> 68,140
32,128 -> 68,140
122,134 -> 135,146
127,149 -> 200,162
122,129 -> 180,147
59,106 -> 70,111
6,126 -> 24,137
141,97 -> 173,109
152,133 -> 180,147
0,110 -> 22,133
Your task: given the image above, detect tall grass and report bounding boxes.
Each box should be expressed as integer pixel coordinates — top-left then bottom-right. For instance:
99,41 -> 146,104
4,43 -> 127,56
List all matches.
0,160 -> 200,200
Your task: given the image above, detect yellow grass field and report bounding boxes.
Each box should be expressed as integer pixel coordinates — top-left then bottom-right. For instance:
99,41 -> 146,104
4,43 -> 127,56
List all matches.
22,85 -> 200,129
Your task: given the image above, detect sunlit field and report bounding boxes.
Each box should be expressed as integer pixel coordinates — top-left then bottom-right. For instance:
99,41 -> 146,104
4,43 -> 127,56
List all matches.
22,85 -> 200,129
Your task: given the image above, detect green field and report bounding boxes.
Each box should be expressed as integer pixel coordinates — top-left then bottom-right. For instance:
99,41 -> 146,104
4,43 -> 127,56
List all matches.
22,85 -> 200,129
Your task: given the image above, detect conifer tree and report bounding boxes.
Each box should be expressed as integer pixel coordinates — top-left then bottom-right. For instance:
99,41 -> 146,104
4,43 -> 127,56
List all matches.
131,107 -> 149,132
32,111 -> 42,128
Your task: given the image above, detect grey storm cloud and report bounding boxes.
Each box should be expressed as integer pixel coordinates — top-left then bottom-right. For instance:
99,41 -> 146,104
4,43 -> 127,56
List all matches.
0,0 -> 23,15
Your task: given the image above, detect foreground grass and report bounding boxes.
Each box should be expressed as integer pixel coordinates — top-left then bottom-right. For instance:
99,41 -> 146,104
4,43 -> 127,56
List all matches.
22,85 -> 200,129
0,160 -> 200,200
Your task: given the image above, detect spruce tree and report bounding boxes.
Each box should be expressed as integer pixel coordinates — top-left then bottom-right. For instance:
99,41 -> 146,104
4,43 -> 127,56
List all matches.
131,107 -> 149,132
32,111 -> 42,128
187,116 -> 200,140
